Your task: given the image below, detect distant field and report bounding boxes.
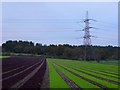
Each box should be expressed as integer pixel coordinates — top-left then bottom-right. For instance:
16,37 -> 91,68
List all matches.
100,60 -> 119,66
90,60 -> 119,66
47,58 -> 119,89
0,56 -> 10,59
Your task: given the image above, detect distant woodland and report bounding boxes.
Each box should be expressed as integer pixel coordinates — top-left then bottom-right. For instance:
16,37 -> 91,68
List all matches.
2,40 -> 120,61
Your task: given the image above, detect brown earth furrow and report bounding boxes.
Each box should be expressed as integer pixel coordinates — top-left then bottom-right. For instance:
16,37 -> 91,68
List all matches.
40,62 -> 49,89
10,58 -> 45,89
2,57 -> 40,72
2,61 -> 38,78
20,58 -> 46,89
2,56 -> 45,89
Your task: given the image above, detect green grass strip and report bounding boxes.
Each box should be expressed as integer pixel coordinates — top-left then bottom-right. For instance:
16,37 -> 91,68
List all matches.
52,59 -> 118,80
78,66 -> 119,76
56,64 -> 119,89
51,59 -> 118,77
47,60 -> 70,89
72,67 -> 119,82
58,63 -> 119,83
53,59 -> 118,74
53,63 -> 100,89
75,66 -> 119,79
0,56 -> 10,59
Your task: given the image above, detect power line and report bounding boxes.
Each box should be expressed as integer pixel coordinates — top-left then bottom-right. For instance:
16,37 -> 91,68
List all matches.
2,18 -> 83,23
90,22 -> 117,29
96,20 -> 117,26
2,18 -> 117,26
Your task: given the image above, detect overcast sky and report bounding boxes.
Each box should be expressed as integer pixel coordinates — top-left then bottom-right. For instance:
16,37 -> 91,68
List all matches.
2,2 -> 118,46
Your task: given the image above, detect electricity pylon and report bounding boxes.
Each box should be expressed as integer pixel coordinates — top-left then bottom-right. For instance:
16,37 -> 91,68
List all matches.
83,11 -> 95,45
82,11 -> 96,61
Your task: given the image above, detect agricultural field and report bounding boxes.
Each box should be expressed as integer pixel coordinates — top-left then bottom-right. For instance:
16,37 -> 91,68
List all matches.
0,56 -> 10,59
90,60 -> 119,66
2,56 -> 46,89
1,56 -> 119,89
47,58 -> 119,89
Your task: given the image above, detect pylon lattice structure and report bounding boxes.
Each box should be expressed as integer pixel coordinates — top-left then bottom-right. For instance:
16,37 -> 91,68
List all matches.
81,11 -> 96,61
83,11 -> 92,46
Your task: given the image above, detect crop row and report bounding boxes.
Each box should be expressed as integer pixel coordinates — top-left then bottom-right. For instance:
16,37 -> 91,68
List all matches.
0,56 -> 10,59
47,58 -> 119,89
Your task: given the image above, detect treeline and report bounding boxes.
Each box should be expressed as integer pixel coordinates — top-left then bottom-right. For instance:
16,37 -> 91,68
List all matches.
2,40 -> 120,61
